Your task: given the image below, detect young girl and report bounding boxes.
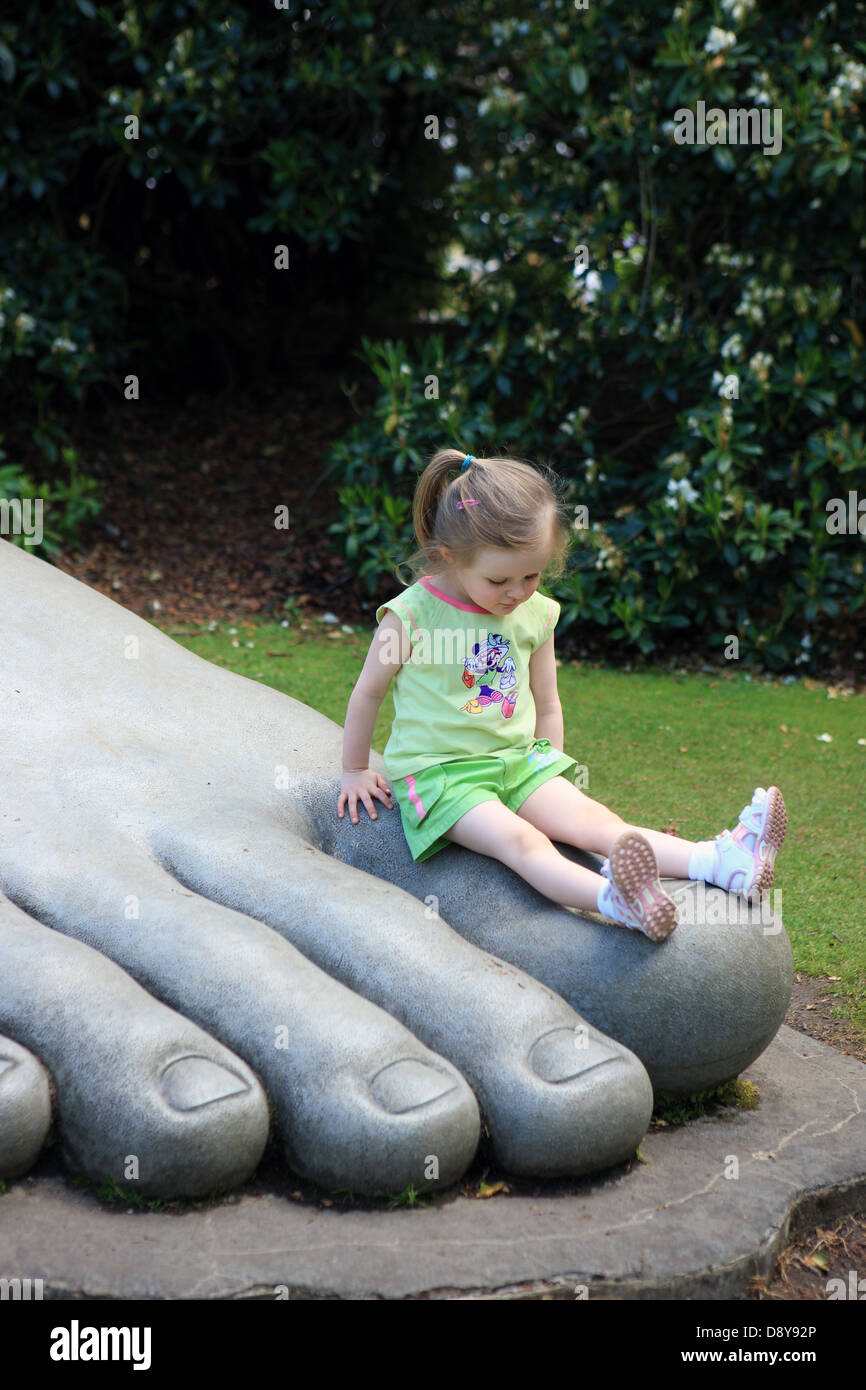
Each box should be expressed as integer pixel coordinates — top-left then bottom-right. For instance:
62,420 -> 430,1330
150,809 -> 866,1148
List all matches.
337,449 -> 787,941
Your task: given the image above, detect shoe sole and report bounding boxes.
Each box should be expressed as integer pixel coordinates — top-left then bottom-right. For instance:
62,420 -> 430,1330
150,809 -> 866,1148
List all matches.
745,785 -> 788,899
608,831 -> 679,942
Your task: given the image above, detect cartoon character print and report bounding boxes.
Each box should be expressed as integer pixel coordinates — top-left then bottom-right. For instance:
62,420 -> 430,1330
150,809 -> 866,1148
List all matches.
460,632 -> 518,719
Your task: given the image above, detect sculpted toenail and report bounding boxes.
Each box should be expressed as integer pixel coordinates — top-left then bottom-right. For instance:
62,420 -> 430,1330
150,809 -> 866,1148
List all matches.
530,1027 -> 619,1083
370,1059 -> 457,1113
160,1055 -> 249,1110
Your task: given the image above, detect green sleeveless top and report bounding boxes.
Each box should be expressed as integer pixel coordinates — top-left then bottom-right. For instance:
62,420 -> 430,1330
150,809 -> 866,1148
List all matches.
374,574 -> 560,782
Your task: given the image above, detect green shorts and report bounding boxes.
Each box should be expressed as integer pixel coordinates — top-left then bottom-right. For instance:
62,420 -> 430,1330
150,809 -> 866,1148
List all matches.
390,738 -> 581,863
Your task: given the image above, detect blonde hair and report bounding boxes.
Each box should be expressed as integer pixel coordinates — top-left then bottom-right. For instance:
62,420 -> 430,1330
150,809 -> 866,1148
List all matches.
394,447 -> 573,588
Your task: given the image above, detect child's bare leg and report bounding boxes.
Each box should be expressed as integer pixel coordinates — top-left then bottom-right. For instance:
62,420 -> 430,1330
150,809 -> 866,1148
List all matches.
443,800 -> 622,914
607,824 -> 695,878
515,777 -> 787,899
515,777 -> 696,877
445,798 -> 680,940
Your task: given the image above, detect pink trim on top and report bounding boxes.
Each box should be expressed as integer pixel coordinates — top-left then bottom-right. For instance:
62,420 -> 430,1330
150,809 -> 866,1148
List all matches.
419,574 -> 491,613
540,598 -> 556,639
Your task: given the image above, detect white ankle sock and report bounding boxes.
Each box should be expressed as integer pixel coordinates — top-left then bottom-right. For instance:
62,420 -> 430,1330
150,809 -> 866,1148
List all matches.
596,878 -> 613,915
688,839 -> 716,882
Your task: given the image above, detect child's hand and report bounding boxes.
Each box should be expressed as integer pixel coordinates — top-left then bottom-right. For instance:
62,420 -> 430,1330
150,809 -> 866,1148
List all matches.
338,769 -> 394,825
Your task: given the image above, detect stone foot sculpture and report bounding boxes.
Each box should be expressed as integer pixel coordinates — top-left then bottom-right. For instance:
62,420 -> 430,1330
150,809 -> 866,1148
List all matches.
0,539 -> 792,1197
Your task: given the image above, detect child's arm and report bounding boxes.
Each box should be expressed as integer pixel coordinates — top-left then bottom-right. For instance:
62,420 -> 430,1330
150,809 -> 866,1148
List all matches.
528,633 -> 565,749
338,609 -> 410,824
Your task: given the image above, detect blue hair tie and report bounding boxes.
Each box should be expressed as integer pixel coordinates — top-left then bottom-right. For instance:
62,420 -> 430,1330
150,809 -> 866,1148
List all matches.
461,454 -> 475,469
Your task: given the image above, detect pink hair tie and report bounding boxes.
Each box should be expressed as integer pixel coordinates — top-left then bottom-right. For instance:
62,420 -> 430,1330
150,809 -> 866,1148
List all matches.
456,498 -> 480,509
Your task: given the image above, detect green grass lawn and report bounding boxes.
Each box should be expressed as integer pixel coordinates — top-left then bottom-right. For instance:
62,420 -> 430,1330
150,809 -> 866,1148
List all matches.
163,614 -> 866,1038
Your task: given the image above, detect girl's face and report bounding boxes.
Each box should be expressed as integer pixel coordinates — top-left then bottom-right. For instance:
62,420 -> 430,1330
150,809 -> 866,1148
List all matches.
443,542 -> 552,615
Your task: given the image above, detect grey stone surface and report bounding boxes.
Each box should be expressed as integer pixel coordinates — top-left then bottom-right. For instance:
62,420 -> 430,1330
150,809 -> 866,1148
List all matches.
0,1035 -> 51,1182
0,539 -> 791,1198
1,1026 -> 863,1300
149,806 -> 653,1177
0,895 -> 270,1196
328,824 -> 794,1095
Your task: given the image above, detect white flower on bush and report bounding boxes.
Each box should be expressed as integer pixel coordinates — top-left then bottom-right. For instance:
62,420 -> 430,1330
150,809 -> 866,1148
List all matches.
745,69 -> 772,105
686,414 -> 702,434
663,451 -> 690,470
665,477 -> 700,508
720,0 -> 754,23
748,351 -> 773,383
1,287 -> 16,302
704,26 -> 737,54
704,244 -> 755,274
594,543 -> 618,571
558,405 -> 592,437
720,401 -> 734,427
828,57 -> 866,104
575,269 -> 603,305
704,242 -> 730,268
721,332 -> 744,359
733,280 -> 783,326
0,312 -> 4,331
525,325 -> 561,357
14,313 -> 36,332
51,336 -> 78,354
444,244 -> 490,281
735,296 -> 764,325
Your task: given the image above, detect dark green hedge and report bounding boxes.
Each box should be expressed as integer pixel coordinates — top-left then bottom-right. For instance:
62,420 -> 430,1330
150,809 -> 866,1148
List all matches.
323,1 -> 866,671
0,0 -> 452,481
2,0 -> 864,669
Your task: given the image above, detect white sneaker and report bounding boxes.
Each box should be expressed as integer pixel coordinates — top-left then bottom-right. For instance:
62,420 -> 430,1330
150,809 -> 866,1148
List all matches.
708,786 -> 788,899
597,832 -> 679,942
